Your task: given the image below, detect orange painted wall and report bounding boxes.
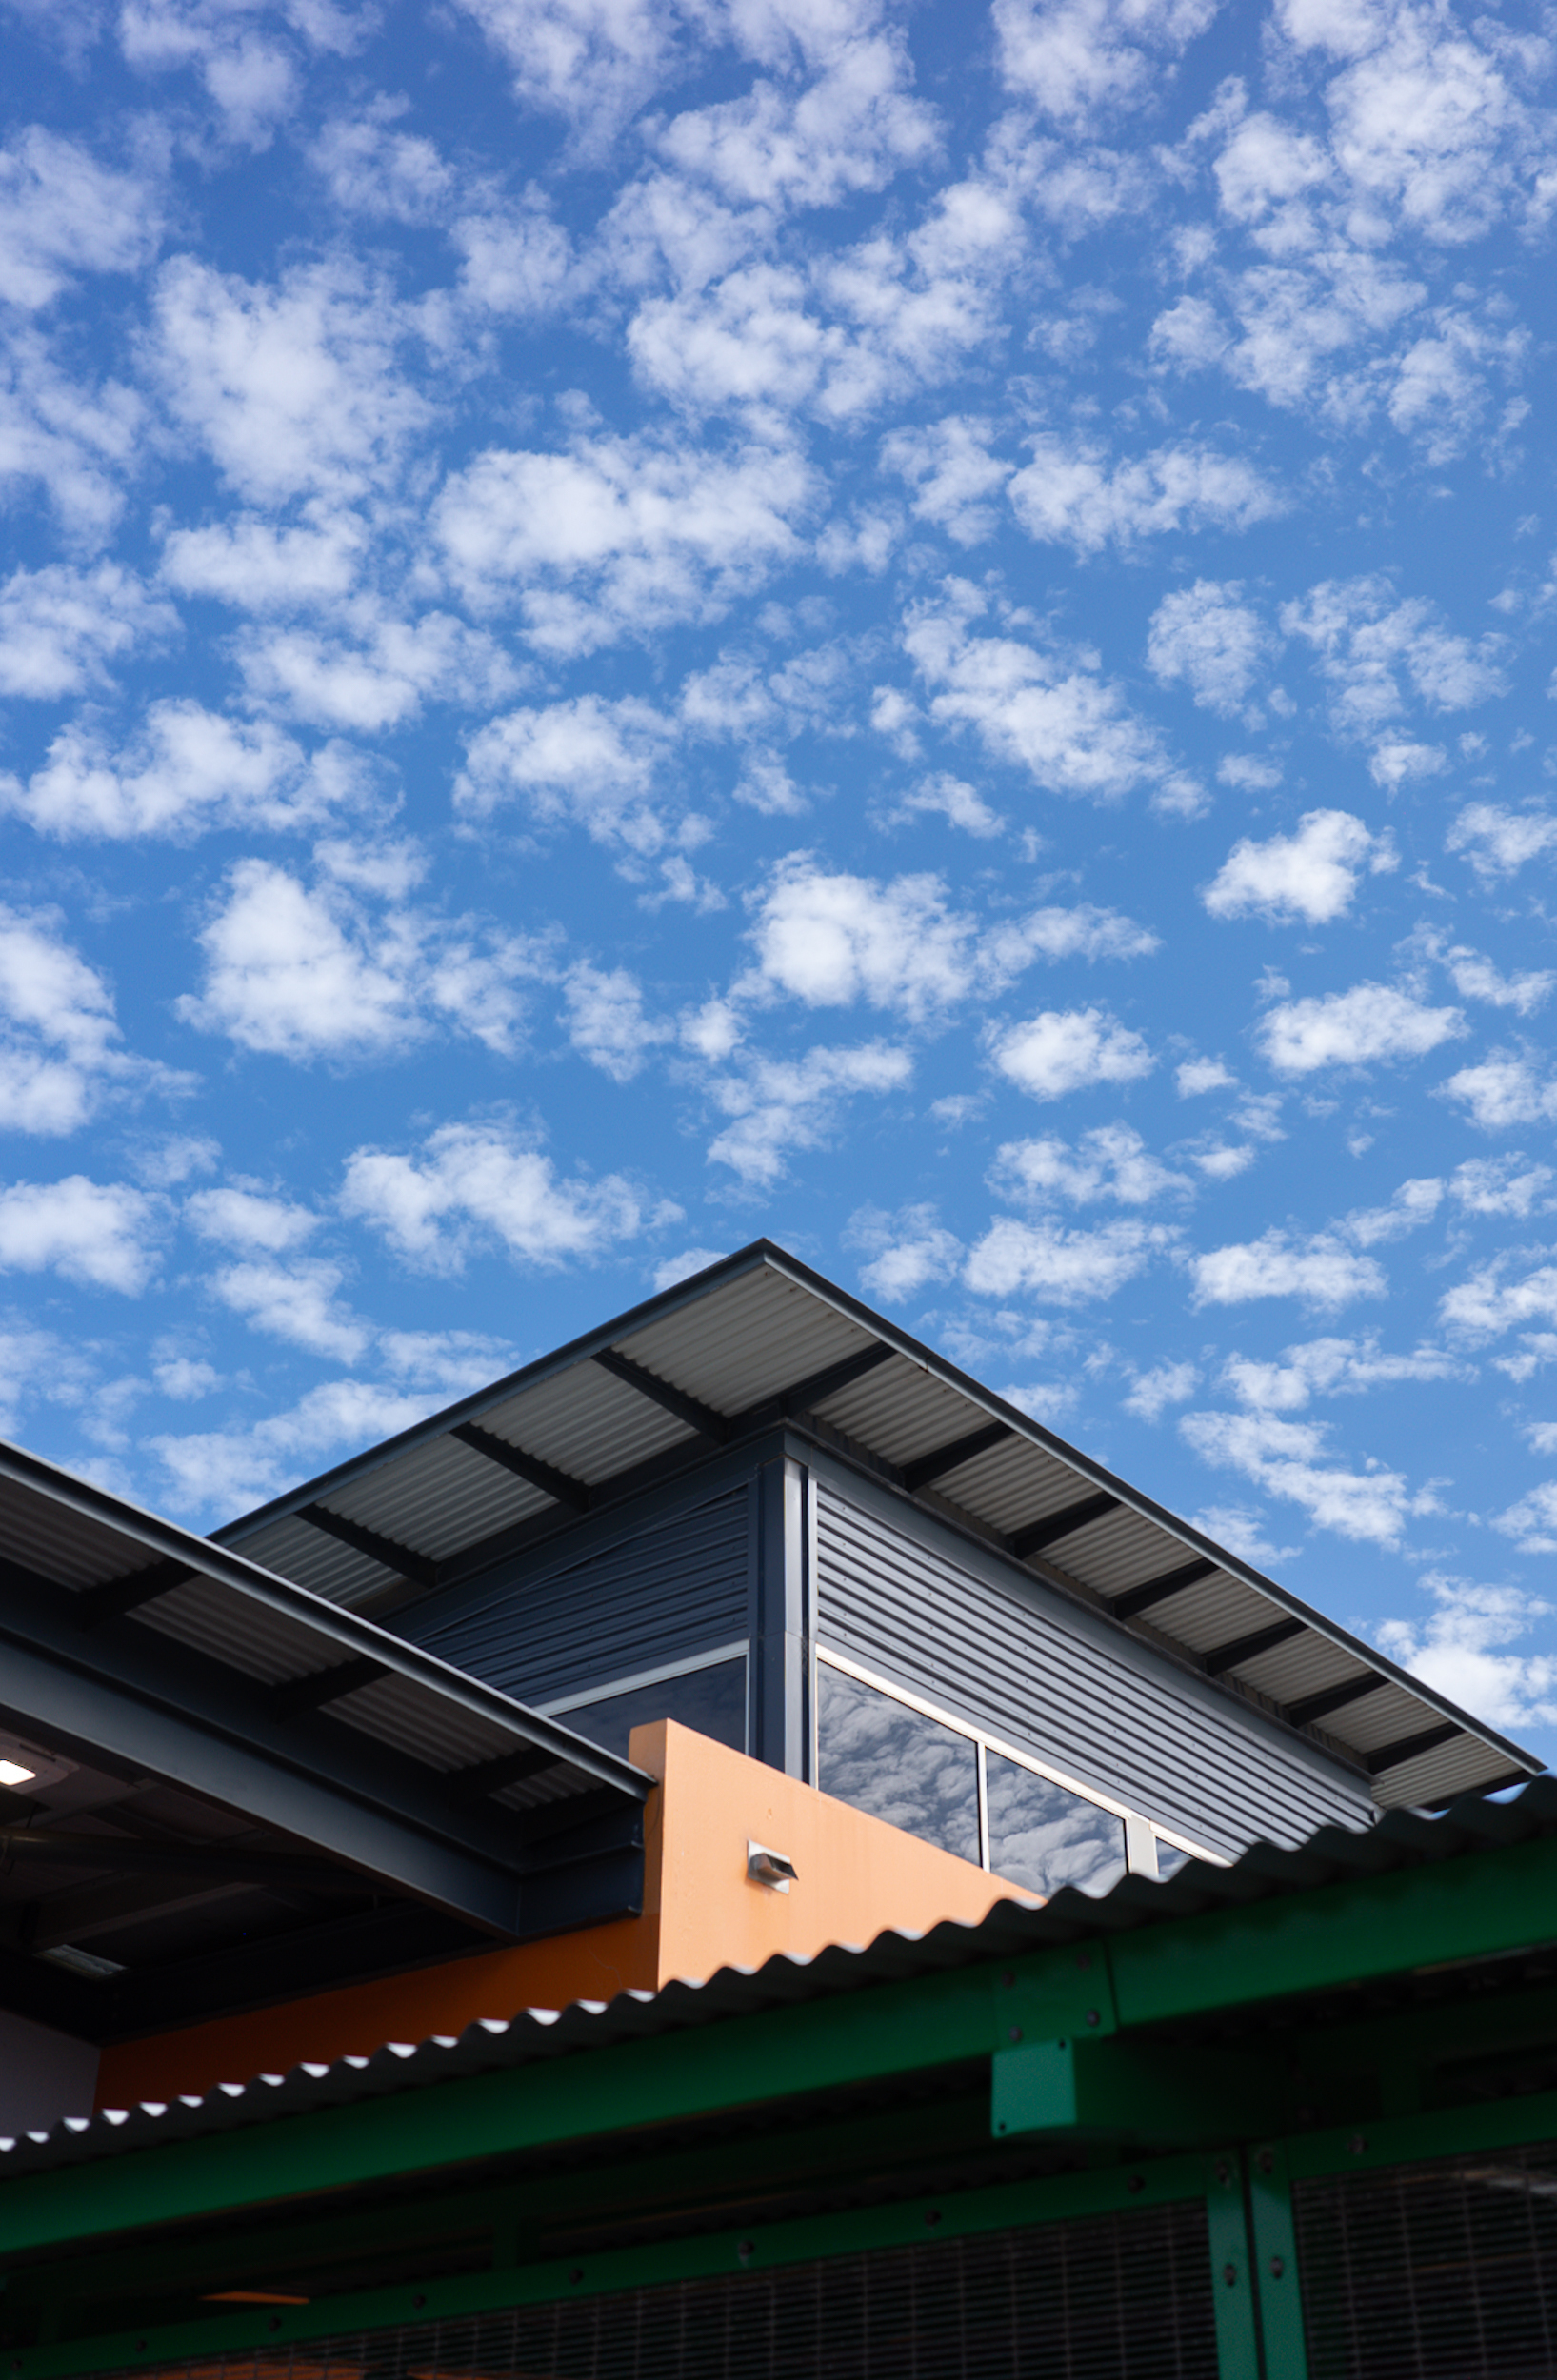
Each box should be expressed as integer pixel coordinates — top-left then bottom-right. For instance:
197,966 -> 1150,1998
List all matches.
95,1721 -> 1029,2109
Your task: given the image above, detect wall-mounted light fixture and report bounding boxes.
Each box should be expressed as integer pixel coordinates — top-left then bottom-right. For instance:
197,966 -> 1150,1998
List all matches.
747,1840 -> 798,1894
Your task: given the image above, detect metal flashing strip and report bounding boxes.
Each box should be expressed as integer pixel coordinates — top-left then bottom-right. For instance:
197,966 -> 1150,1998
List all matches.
206,1244 -> 1538,1812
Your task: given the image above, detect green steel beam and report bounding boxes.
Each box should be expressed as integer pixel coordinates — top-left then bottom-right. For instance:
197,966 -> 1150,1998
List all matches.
992,2036 -> 1288,2146
1205,2153 -> 1261,2380
3,1829 -> 1553,2264
1283,2080 -> 1557,2182
1106,1830 -> 1557,2026
1248,2140 -> 1308,2380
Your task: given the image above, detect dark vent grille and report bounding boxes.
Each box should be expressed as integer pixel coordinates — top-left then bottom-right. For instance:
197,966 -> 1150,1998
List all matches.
1295,2137 -> 1557,2377
106,2205 -> 1215,2380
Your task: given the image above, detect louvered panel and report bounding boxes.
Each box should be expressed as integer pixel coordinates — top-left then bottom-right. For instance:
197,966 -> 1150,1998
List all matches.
233,1513 -> 393,1605
1057,1505 -> 1192,1597
320,1434 -> 548,1560
95,2203 -> 1218,2380
408,1485 -> 752,1710
815,1481 -> 1373,1856
326,1673 -> 521,1771
930,1432 -> 1091,1537
1234,1636 -> 1365,1703
1122,1574 -> 1274,1649
1326,1683 -> 1438,1756
480,1361 -> 691,1482
1295,2136 -> 1557,2375
1374,1731 -> 1489,1806
131,1577 -> 333,1685
620,1266 -> 874,1416
0,1474 -> 151,1591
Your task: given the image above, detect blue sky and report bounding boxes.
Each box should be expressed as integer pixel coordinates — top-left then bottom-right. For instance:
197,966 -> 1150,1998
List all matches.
3,0 -> 1557,1759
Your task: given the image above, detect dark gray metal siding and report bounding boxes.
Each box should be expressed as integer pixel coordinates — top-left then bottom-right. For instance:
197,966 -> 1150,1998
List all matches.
407,1484 -> 752,1709
812,1477 -> 1374,1858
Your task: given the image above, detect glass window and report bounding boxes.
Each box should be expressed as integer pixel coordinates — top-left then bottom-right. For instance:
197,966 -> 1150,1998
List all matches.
817,1662 -> 980,1865
558,1657 -> 747,1761
986,1751 -> 1127,1899
1155,1840 -> 1192,1881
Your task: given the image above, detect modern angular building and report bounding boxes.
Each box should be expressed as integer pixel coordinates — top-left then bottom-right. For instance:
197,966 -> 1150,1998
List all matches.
0,1244 -> 1550,2380
0,1241 -> 1535,2121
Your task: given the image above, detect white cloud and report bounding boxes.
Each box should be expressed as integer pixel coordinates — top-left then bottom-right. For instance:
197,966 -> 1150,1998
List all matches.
145,256 -> 429,506
1181,1405 -> 1435,1545
562,962 -> 673,1081
995,0 -> 1220,122
159,506 -> 367,611
0,327 -> 149,545
1447,803 -> 1557,883
878,772 -> 1005,838
1177,1057 -> 1236,1096
1282,576 -> 1507,739
0,562 -> 178,698
655,24 -> 938,211
1,703 -> 376,841
1430,943 -> 1552,1019
150,1378 -> 441,1519
988,1006 -> 1153,1101
0,127 -> 162,309
1440,1051 -> 1557,1133
1440,1256 -> 1557,1344
185,1184 -> 320,1252
1204,809 -> 1396,925
1218,754 -> 1283,792
456,694 -> 675,852
435,429 -> 816,652
707,1040 -> 911,1185
1377,1577 -> 1557,1727
1188,1228 -> 1387,1311
1450,1156 -> 1554,1218
845,1201 -> 963,1301
1146,580 -> 1274,714
235,605 -> 519,733
175,859 -> 535,1061
0,1176 -> 162,1294
651,1245 -> 729,1291
1219,1333 -> 1463,1411
1258,981 -> 1465,1076
881,415 -> 1010,545
742,861 -> 1157,1024
451,0 -> 680,156
991,1124 -> 1192,1207
311,97 -> 455,222
208,1256 -> 371,1361
1124,1359 -> 1200,1420
905,581 -> 1186,805
0,904 -> 182,1134
340,1120 -> 651,1272
1340,1175 -> 1443,1246
1008,435 -> 1281,557
1188,1503 -> 1300,1570
450,192 -> 575,316
965,1216 -> 1176,1303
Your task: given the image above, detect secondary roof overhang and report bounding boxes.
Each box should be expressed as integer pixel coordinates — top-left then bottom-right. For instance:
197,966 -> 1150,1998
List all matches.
0,1441 -> 649,2040
215,1242 -> 1540,1814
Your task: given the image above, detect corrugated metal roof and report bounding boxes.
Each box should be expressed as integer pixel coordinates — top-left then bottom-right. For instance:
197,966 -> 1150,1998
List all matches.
210,1243 -> 1540,1811
8,1775 -> 1557,2175
0,1438 -> 649,1849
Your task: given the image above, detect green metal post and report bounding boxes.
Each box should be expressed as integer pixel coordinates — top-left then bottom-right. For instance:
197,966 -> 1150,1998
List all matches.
1206,2151 -> 1262,2380
1248,2140 -> 1308,2380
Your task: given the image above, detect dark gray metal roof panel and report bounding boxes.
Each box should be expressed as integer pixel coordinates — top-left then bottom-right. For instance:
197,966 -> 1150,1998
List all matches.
10,1775 -> 1557,2174
201,1242 -> 1540,1812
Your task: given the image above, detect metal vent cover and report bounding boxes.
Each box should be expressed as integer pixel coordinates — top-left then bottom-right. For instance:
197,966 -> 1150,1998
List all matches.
92,2205 -> 1217,2380
1294,2137 -> 1557,2378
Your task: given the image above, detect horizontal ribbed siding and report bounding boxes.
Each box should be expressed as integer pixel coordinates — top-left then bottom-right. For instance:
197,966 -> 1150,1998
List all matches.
407,1485 -> 752,1708
814,1482 -> 1372,1858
